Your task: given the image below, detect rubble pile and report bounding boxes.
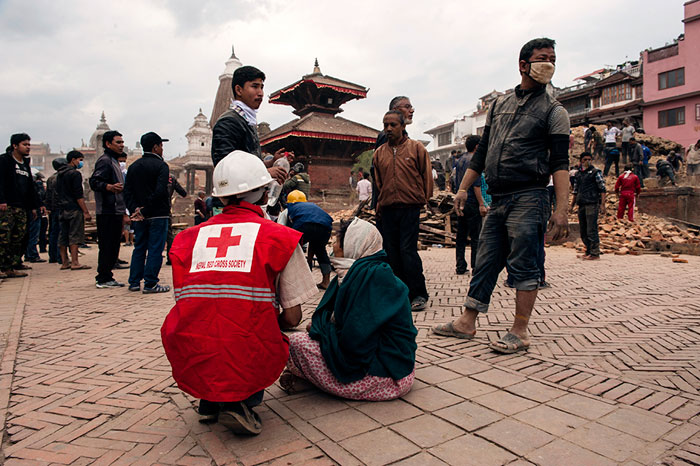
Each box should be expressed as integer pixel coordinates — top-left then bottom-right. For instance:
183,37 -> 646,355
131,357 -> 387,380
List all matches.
565,192 -> 700,255
331,191 -> 459,247
570,124 -> 684,163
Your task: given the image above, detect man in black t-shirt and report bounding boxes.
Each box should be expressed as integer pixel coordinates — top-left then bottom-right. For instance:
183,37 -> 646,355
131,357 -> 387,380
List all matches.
56,150 -> 92,269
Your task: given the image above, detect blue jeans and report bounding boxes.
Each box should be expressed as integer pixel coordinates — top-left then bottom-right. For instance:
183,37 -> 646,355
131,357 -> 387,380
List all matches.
25,214 -> 41,260
129,217 -> 168,288
465,190 -> 549,313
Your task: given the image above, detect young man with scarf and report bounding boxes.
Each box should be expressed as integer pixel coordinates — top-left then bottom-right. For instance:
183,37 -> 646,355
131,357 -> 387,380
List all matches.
211,66 -> 288,184
615,164 -> 641,222
162,150 -> 316,435
433,38 -> 570,354
89,130 -> 128,288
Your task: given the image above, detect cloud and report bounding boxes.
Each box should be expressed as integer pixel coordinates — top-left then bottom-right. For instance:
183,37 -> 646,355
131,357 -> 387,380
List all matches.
0,0 -> 684,157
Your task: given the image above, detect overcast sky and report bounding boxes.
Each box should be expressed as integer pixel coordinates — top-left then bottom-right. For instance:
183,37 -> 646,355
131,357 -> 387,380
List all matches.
0,0 -> 685,158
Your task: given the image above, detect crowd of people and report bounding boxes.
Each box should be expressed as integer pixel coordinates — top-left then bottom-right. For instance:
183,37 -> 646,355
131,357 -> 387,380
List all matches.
3,35 -> 698,440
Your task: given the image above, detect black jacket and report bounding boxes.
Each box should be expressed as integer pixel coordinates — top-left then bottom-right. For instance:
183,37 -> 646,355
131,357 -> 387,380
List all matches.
211,109 -> 261,166
0,151 -> 40,209
470,86 -> 570,196
89,148 -> 126,215
56,165 -> 84,212
123,152 -> 170,218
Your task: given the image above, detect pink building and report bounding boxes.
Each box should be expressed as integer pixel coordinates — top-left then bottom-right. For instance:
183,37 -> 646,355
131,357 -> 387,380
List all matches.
642,0 -> 700,149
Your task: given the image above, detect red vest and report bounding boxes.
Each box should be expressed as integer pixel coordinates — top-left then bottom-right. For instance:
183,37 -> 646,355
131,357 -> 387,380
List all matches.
161,202 -> 302,402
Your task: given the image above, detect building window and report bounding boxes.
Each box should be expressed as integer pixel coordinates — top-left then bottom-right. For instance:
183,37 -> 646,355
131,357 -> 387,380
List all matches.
658,107 -> 685,128
601,83 -> 632,105
437,131 -> 452,146
696,103 -> 700,121
658,68 -> 684,90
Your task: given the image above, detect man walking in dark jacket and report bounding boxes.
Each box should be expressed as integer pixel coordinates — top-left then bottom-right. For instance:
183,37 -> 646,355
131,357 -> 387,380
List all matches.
89,130 -> 127,288
124,132 -> 171,293
433,38 -> 570,354
0,134 -> 42,278
571,152 -> 606,259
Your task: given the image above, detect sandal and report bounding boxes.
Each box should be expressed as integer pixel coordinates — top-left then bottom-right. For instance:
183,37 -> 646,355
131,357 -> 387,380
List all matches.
60,265 -> 71,270
432,322 -> 476,340
490,332 -> 530,354
71,264 -> 92,270
142,284 -> 171,294
218,402 -> 262,435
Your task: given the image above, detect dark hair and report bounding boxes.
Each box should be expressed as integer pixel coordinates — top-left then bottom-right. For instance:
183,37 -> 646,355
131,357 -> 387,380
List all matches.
580,151 -> 592,160
384,110 -> 405,125
363,172 -> 370,180
465,134 -> 481,153
337,218 -> 353,250
624,164 -> 633,171
519,38 -> 555,62
102,130 -> 122,149
590,126 -> 597,132
451,150 -> 457,155
117,153 -> 127,160
232,66 -> 265,99
10,133 -> 30,146
66,150 -> 84,162
629,137 -> 636,142
606,120 -> 613,125
389,96 -> 409,110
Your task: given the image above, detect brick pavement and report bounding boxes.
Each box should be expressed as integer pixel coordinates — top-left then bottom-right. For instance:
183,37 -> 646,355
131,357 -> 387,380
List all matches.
1,244 -> 699,465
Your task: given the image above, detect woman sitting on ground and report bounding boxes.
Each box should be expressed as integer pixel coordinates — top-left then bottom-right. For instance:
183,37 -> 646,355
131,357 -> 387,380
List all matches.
281,217 -> 417,401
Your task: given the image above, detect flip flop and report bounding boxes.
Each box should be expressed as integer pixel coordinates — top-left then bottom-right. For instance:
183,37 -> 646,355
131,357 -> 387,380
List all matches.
432,322 -> 476,340
71,265 -> 92,270
490,332 -> 530,354
60,265 -> 71,270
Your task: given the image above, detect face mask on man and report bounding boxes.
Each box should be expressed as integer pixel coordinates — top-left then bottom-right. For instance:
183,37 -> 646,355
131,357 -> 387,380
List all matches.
77,161 -> 84,169
119,161 -> 126,170
528,61 -> 555,85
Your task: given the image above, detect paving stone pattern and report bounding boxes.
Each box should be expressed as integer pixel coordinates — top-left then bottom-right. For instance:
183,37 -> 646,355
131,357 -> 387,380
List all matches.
0,246 -> 699,465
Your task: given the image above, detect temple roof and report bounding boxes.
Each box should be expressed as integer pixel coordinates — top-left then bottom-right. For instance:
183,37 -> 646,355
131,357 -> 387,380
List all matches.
260,113 -> 378,146
268,60 -> 368,117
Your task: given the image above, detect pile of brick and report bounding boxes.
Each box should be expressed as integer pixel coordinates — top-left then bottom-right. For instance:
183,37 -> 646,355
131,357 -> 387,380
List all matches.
565,193 -> 700,256
331,191 -> 459,247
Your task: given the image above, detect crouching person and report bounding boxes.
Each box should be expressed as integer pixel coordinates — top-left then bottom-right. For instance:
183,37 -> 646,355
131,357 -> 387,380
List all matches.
281,217 -> 417,400
161,150 -> 317,435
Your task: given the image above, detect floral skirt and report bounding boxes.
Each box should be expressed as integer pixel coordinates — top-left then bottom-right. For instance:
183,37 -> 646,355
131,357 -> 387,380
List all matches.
286,332 -> 414,401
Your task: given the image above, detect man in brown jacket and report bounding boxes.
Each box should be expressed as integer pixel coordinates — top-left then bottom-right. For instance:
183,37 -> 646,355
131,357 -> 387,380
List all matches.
373,110 -> 433,311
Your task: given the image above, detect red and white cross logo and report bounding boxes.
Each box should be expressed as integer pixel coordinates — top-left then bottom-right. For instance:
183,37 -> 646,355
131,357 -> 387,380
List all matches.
190,223 -> 260,273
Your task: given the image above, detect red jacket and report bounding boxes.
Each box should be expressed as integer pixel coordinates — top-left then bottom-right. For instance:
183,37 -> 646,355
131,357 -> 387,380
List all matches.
615,172 -> 641,196
161,202 -> 301,402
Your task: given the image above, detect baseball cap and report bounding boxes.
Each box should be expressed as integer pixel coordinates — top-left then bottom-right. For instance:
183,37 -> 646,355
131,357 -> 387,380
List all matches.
140,132 -> 169,151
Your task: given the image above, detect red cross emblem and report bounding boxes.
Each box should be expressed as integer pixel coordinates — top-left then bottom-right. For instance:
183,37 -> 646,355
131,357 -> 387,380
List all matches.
206,227 -> 242,258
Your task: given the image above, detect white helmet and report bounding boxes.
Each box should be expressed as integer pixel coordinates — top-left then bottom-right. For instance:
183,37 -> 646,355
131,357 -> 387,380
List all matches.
212,150 -> 272,198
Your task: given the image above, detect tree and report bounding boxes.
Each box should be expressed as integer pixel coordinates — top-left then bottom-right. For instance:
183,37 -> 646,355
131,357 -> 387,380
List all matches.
352,150 -> 373,174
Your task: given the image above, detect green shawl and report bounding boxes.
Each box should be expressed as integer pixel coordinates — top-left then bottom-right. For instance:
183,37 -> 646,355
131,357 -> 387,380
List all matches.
309,251 -> 417,384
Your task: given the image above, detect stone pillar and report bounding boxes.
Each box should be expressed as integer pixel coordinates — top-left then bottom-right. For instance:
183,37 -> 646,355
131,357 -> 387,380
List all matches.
186,168 -> 194,194
205,167 -> 213,195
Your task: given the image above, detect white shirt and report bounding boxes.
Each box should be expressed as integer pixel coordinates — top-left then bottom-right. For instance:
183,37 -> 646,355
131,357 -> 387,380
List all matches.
356,178 -> 372,201
604,126 -> 621,144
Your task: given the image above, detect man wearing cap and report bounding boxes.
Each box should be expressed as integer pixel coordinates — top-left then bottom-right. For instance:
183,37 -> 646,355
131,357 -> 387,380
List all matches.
56,150 -> 92,270
123,132 -> 171,293
162,150 -> 317,435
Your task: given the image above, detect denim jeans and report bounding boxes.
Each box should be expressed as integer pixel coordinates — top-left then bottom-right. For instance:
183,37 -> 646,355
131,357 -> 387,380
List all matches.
464,189 -> 549,313
24,214 -> 41,261
455,204 -> 482,273
377,205 -> 428,301
48,211 -> 61,262
129,217 -> 168,288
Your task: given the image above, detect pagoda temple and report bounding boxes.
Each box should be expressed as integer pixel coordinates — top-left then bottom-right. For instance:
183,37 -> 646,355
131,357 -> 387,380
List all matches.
260,60 -> 378,197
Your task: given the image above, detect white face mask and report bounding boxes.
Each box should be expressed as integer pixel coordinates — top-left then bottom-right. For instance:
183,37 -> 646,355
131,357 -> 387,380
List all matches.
528,61 -> 555,84
119,162 -> 126,170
